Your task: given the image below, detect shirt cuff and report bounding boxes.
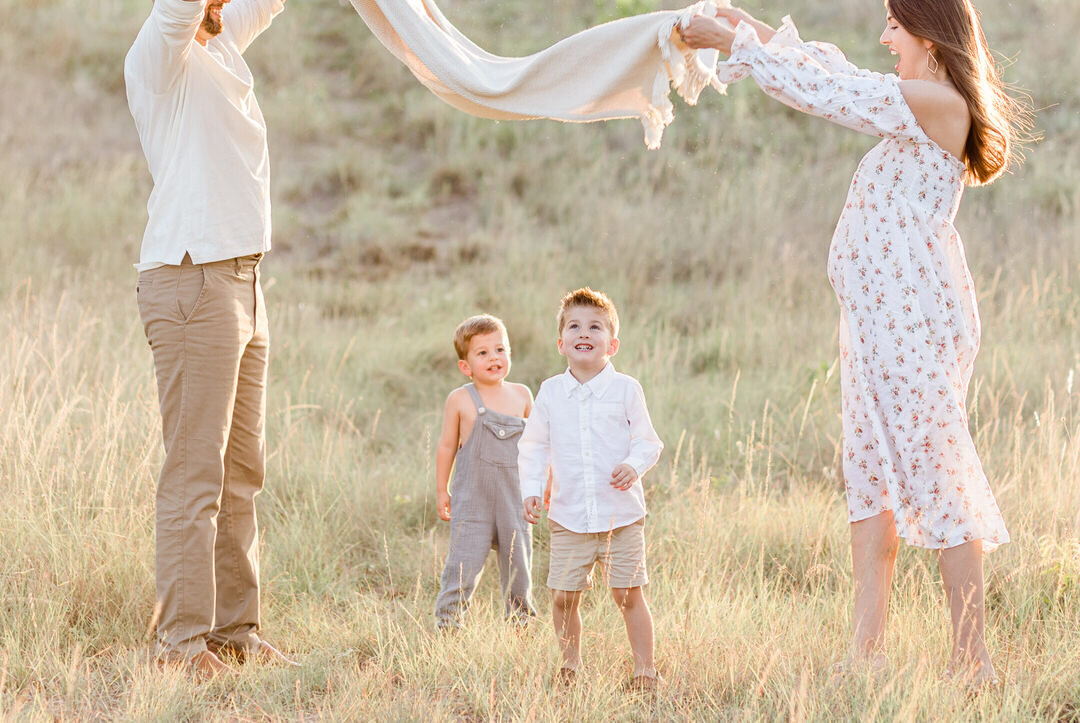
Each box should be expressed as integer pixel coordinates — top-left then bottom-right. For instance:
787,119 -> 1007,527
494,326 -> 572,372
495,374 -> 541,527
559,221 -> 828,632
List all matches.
768,16 -> 804,48
624,456 -> 652,480
520,478 -> 545,502
716,20 -> 761,83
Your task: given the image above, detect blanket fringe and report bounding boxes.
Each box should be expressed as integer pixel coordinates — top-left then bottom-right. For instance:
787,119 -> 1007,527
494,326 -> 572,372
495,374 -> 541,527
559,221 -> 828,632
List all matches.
642,0 -> 729,149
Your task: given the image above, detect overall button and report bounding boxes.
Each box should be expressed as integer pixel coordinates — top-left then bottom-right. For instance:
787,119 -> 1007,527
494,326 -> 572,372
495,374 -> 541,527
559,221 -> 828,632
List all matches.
478,407 -> 486,414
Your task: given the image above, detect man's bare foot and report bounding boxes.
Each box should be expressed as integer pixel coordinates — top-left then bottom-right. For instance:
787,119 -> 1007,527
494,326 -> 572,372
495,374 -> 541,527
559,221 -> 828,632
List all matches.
208,639 -> 300,667
155,650 -> 238,679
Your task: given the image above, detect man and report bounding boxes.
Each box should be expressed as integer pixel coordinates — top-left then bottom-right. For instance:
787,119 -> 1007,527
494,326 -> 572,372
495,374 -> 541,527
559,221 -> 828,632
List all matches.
125,0 -> 292,676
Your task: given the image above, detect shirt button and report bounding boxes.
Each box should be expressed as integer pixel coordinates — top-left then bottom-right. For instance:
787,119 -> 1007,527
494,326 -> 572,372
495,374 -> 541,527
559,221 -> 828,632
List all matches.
498,429 -> 506,437
478,407 -> 485,414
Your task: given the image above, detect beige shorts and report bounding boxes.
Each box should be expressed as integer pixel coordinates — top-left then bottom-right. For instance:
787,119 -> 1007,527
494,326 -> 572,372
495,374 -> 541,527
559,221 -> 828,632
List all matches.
546,519 -> 648,591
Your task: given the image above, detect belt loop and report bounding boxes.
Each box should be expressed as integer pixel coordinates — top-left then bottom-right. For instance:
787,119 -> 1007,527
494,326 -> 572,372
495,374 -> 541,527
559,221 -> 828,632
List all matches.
234,256 -> 241,275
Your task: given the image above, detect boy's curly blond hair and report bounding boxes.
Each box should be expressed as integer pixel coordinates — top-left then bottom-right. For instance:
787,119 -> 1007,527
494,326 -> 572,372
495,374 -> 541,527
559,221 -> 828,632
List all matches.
557,287 -> 619,337
453,314 -> 508,360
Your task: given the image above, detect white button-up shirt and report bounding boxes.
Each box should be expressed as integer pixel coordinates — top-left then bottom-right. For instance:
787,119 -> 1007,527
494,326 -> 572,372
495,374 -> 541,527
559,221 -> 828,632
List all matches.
125,0 -> 285,271
518,363 -> 663,534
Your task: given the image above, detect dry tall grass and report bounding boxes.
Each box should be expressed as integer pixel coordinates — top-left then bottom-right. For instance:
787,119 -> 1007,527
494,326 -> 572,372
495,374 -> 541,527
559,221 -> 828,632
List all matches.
1,0 -> 1078,718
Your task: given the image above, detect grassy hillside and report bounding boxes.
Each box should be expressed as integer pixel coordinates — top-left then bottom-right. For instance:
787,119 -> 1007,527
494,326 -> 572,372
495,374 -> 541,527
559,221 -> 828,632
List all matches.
1,0 -> 1078,718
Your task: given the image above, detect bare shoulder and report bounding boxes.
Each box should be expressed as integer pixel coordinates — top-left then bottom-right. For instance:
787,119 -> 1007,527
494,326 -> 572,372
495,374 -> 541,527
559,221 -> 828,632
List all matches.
509,382 -> 534,402
508,382 -> 533,417
898,80 -> 971,159
445,386 -> 471,411
899,80 -> 967,118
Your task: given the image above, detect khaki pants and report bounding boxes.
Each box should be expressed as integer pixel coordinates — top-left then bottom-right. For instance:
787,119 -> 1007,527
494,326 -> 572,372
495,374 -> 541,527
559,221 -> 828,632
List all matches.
137,254 -> 268,659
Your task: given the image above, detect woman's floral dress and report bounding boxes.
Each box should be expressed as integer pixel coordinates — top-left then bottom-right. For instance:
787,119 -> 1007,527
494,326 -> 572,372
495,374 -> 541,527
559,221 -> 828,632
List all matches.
717,18 -> 1008,550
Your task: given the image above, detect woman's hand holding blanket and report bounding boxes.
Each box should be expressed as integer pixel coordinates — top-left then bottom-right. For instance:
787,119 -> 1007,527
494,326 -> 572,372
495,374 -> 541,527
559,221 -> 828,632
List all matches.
681,12 -> 738,53
681,6 -> 776,53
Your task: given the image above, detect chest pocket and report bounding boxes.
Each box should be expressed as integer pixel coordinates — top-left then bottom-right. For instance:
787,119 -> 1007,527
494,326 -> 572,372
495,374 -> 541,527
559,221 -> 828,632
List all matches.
594,401 -> 628,431
477,417 -> 524,468
592,401 -> 631,458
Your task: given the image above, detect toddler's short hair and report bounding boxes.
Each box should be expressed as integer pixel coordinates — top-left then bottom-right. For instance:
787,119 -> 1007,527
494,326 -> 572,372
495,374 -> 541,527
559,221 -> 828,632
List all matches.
453,314 -> 508,360
557,287 -> 619,337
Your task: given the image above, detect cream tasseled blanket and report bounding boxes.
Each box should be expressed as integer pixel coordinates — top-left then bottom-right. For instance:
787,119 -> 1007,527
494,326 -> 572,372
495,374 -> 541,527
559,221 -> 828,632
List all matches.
350,0 -> 730,149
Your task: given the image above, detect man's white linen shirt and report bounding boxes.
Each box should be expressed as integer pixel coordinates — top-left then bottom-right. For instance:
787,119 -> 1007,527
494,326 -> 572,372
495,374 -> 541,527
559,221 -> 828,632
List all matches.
518,363 -> 664,534
125,0 -> 285,271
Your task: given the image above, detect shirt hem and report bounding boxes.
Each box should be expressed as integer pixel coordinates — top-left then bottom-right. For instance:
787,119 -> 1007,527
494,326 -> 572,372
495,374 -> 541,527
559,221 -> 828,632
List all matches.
135,240 -> 271,271
547,511 -> 646,535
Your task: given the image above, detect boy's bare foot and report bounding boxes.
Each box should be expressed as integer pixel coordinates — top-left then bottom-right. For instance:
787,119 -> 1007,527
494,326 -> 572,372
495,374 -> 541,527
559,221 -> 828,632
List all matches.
942,664 -> 1000,692
827,652 -> 888,686
556,667 -> 577,687
622,673 -> 661,696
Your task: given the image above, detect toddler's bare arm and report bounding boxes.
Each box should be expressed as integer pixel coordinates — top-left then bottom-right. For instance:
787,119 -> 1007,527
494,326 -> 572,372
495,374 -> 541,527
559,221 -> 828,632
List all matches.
434,390 -> 464,521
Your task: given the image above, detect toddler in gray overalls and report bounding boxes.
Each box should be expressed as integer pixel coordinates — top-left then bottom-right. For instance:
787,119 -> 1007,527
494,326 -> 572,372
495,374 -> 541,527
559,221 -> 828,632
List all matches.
434,384 -> 537,628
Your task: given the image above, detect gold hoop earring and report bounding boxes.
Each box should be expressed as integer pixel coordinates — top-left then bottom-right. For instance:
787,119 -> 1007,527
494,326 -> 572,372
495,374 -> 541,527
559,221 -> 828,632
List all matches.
926,49 -> 939,74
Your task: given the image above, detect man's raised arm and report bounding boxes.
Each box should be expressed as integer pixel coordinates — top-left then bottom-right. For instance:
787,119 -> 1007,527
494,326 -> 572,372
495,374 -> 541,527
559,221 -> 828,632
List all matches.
223,0 -> 286,55
125,0 -> 206,93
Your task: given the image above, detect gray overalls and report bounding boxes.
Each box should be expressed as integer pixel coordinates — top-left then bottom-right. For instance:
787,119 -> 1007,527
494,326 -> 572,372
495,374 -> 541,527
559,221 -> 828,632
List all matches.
434,384 -> 536,628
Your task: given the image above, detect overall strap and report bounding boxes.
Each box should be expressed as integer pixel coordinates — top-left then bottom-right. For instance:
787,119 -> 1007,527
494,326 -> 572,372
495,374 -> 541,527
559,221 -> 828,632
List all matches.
465,383 -> 486,414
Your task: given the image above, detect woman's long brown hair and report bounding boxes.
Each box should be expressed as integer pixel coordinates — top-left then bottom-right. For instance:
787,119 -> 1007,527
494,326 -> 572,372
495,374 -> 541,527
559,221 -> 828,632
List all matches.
888,0 -> 1032,185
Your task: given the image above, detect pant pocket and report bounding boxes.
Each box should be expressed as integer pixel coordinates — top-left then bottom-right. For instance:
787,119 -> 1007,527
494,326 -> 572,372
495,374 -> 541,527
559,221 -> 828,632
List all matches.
176,265 -> 207,322
136,275 -> 151,333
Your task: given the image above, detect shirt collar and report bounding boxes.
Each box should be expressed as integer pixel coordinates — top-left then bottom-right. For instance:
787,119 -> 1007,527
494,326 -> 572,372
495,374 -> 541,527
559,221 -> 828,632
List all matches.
561,362 -> 616,400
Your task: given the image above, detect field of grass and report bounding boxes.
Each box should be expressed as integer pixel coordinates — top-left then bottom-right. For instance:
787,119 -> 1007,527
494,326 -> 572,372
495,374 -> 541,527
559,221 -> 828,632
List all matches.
1,0 -> 1078,718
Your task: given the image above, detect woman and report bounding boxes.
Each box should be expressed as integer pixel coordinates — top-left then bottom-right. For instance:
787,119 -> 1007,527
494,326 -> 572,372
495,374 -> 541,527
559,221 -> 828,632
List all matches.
682,0 -> 1029,684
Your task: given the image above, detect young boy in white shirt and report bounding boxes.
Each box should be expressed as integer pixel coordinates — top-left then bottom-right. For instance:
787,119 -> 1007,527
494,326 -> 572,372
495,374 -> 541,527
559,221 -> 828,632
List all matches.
519,288 -> 664,690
